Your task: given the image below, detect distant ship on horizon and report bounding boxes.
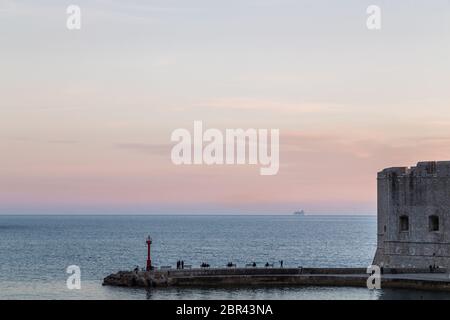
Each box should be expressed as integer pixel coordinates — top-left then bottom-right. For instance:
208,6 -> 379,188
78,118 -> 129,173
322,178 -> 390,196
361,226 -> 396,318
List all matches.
293,210 -> 305,216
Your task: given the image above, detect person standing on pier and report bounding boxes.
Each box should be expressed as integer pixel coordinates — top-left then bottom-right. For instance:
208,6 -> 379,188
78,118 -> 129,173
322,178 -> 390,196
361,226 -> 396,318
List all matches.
181,260 -> 184,269
280,260 -> 283,268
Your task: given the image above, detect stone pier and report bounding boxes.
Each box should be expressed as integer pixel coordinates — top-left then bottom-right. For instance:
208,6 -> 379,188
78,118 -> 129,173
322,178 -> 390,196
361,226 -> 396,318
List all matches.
103,267 -> 450,291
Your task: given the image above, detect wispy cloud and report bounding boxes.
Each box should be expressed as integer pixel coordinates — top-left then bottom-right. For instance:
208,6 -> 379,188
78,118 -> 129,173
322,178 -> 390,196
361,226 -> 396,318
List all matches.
195,98 -> 336,114
115,143 -> 170,155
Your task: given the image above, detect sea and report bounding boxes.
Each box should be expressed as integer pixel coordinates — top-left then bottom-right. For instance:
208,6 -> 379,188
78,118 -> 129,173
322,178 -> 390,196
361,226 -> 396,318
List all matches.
0,215 -> 449,300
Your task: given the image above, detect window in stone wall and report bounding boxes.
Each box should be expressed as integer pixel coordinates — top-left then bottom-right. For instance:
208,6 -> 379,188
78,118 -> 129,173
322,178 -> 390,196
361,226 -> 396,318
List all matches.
429,215 -> 439,232
399,215 -> 409,232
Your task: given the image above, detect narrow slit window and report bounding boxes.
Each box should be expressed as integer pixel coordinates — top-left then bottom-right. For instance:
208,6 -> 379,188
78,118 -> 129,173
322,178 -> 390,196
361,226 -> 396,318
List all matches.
429,215 -> 439,232
399,216 -> 409,232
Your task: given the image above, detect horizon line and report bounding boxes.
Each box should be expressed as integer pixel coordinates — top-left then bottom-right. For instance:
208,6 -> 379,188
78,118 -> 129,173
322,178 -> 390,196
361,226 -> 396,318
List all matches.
0,213 -> 377,216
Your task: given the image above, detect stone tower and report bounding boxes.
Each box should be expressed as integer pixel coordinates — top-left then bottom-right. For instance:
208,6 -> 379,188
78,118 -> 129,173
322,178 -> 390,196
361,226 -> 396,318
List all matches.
373,161 -> 450,269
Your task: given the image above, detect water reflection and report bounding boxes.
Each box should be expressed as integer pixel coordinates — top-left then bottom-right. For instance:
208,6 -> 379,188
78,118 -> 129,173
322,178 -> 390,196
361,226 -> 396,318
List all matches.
139,286 -> 450,300
378,288 -> 450,300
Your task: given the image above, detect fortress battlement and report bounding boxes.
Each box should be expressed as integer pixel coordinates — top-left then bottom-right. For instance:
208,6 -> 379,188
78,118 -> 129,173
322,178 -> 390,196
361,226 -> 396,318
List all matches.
378,161 -> 450,179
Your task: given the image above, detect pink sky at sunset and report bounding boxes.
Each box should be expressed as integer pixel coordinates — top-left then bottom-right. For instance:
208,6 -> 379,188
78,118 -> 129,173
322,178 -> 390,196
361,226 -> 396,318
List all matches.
1,1 -> 450,214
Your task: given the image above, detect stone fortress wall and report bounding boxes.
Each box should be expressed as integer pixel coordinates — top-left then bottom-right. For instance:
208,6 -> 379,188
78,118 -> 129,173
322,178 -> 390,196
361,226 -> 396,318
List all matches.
373,161 -> 450,268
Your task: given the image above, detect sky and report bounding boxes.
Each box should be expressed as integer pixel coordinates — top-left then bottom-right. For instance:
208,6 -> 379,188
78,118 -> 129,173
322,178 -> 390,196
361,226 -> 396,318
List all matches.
1,0 -> 450,215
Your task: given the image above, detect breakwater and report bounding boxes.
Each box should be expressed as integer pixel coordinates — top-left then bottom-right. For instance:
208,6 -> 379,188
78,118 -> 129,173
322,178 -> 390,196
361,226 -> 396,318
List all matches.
103,267 -> 450,291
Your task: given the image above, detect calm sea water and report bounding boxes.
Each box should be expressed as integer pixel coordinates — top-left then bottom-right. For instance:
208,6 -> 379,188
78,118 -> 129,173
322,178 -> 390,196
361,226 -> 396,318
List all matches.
0,215 -> 449,300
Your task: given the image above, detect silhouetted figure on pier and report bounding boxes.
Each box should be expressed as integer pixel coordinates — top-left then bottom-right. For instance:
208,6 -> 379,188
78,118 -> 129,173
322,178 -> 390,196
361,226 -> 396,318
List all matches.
280,260 -> 283,268
181,260 -> 184,269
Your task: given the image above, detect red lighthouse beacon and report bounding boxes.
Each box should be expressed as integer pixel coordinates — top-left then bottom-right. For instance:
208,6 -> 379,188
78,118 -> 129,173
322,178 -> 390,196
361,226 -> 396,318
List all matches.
146,235 -> 153,271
